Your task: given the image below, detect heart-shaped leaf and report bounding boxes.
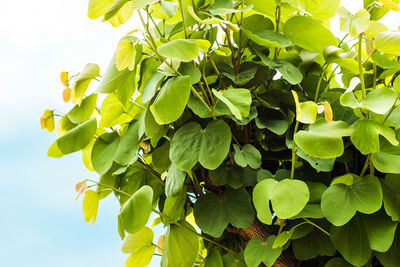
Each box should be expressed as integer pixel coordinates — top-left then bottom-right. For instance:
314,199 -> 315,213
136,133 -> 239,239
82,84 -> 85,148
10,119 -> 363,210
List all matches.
244,236 -> 282,267
295,119 -> 352,158
233,144 -> 261,169
321,174 -> 382,226
253,179 -> 309,223
170,120 -> 231,172
193,187 -> 254,237
121,227 -> 155,267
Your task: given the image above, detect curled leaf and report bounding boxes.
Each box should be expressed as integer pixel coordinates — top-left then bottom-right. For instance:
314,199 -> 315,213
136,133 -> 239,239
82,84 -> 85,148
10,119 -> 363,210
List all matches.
75,181 -> 88,199
63,87 -> 72,102
291,90 -> 301,119
156,235 -> 164,254
323,101 -> 333,123
60,71 -> 69,87
40,109 -> 55,132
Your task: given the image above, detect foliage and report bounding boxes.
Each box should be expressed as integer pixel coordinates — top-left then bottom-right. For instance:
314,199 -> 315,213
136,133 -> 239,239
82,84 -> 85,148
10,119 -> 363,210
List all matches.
43,0 -> 400,266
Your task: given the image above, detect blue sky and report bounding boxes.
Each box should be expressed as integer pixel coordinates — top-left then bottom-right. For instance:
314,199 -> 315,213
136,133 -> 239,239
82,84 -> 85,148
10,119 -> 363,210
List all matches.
0,0 -> 398,266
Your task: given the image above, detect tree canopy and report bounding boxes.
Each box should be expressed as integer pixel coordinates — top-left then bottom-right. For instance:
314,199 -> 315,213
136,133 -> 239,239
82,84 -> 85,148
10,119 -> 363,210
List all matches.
42,0 -> 400,266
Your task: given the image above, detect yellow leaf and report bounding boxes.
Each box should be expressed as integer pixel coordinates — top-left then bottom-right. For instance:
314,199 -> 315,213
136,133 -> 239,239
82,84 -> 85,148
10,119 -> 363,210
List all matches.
323,101 -> 333,123
116,39 -> 136,71
40,109 -> 55,132
196,39 -> 211,52
156,235 -> 164,254
121,227 -> 156,267
60,71 -> 69,87
63,87 -> 72,102
150,216 -> 161,227
213,47 -> 231,57
82,190 -> 100,224
380,0 -> 400,11
291,90 -> 301,119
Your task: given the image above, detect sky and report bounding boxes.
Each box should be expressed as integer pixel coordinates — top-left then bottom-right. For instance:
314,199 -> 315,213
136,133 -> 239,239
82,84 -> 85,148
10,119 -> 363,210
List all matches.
0,0 -> 398,266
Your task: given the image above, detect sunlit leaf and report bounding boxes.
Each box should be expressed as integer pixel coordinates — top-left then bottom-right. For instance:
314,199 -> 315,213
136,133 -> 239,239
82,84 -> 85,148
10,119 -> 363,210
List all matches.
82,189 -> 100,224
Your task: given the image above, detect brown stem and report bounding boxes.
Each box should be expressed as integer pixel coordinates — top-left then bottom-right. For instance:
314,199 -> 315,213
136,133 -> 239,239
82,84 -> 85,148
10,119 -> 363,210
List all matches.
227,218 -> 296,267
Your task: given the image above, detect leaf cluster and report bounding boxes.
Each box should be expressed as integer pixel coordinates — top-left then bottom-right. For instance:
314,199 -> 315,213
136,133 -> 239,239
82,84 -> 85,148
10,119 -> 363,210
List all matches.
43,0 -> 400,266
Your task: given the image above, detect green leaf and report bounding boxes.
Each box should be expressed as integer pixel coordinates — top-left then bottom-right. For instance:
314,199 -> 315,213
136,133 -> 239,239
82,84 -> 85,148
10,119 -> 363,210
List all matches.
150,75 -> 191,124
157,39 -> 200,62
337,7 -> 370,37
163,188 -> 186,221
91,132 -> 120,175
72,63 -> 100,105
212,88 -> 252,120
88,0 -> 114,19
340,87 -> 397,114
244,29 -> 291,48
221,67 -> 257,85
273,229 -> 293,248
222,252 -> 247,267
54,118 -> 97,155
372,134 -> 400,173
119,185 -> 153,234
298,0 -> 340,20
321,174 -> 382,226
244,236 -> 282,267
381,174 -> 400,220
255,109 -> 294,135
205,248 -> 223,267
351,120 -> 399,155
283,16 -> 338,53
292,229 -> 336,260
275,60 -> 303,85
363,87 -> 398,114
371,52 -> 399,69
193,187 -> 254,237
114,119 -> 143,166
295,119 -> 352,159
170,120 -> 231,172
179,62 -> 201,85
165,163 -> 186,197
209,165 -> 257,189
106,1 -> 133,27
330,215 -> 371,266
324,257 -> 353,267
298,101 -> 318,124
359,211 -> 397,252
375,31 -> 400,56
297,149 -> 335,172
97,171 -> 117,199
233,144 -> 261,169
116,38 -> 137,71
253,179 -> 309,223
67,94 -> 98,124
97,56 -> 136,94
121,227 -> 155,267
152,142 -> 170,173
103,0 -> 129,20
144,110 -> 168,147
376,235 -> 400,267
131,0 -> 158,10
161,222 -> 199,267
